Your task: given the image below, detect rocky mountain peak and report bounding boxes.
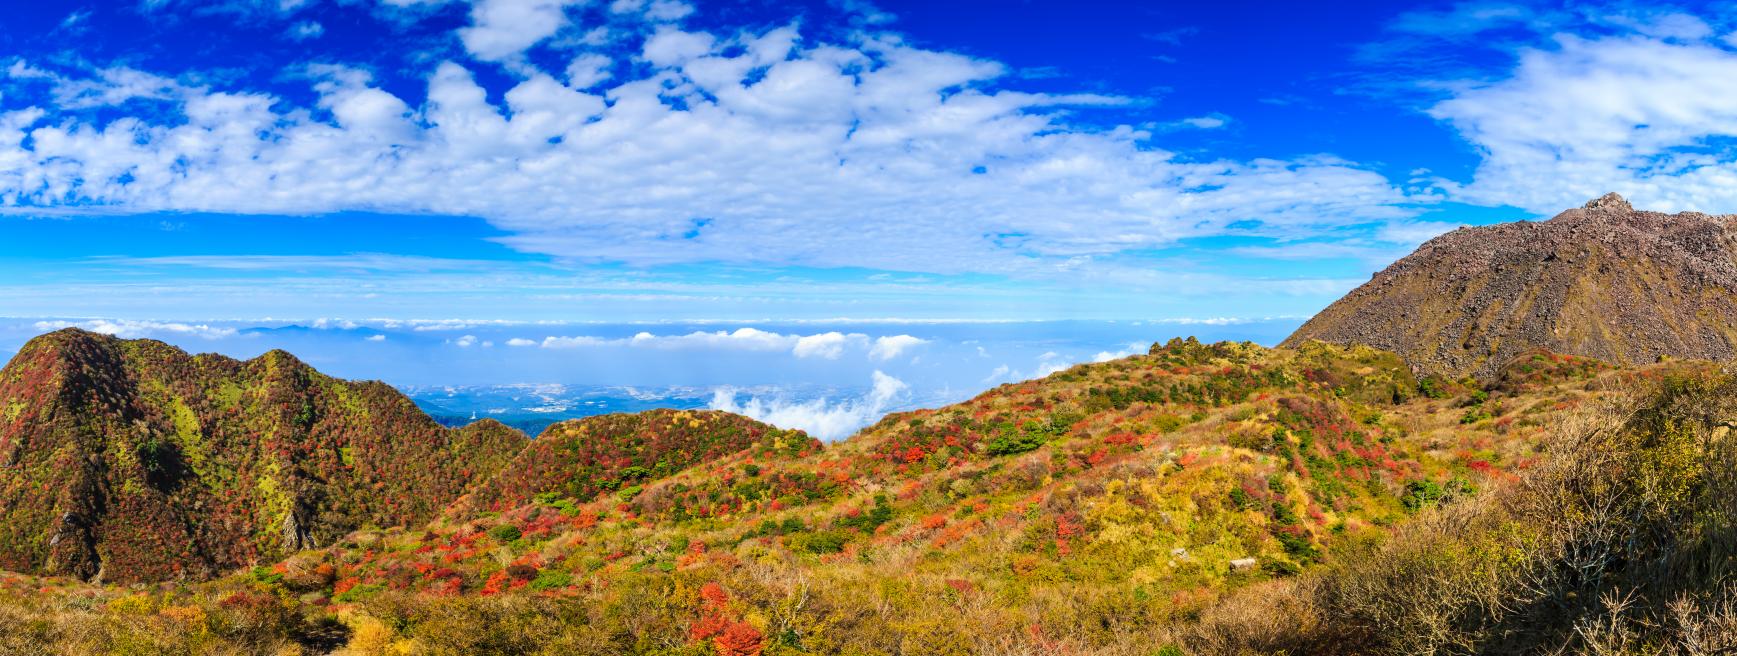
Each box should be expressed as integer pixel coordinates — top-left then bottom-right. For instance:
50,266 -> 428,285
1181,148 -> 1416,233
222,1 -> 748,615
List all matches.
1583,192 -> 1633,213
1285,197 -> 1737,380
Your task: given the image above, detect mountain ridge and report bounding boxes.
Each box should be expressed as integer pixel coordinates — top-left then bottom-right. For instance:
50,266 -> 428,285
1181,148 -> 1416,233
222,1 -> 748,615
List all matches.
1284,193 -> 1737,380
0,328 -> 530,582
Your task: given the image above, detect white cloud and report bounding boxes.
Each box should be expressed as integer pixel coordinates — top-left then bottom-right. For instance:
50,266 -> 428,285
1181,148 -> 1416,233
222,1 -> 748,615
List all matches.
453,334 -> 478,347
310,317 -> 361,329
869,334 -> 925,360
792,331 -> 853,359
365,334 -> 386,341
289,20 -> 324,40
458,0 -> 584,62
631,327 -> 799,351
505,337 -> 537,346
1034,351 -> 1070,377
534,327 -> 889,359
1092,341 -> 1146,362
0,15 -> 1417,281
709,370 -> 907,440
540,335 -> 608,348
1175,115 -> 1228,129
32,319 -> 238,340
611,0 -> 691,21
1429,32 -> 1737,213
564,53 -> 612,88
641,27 -> 714,66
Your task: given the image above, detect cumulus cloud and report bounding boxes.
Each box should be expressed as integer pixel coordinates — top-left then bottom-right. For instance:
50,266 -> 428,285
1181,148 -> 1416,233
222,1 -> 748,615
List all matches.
1092,341 -> 1146,362
0,10 -> 1418,282
453,334 -> 478,347
709,370 -> 908,440
505,337 -> 537,346
1430,34 -> 1737,213
629,328 -> 803,352
563,53 -> 612,88
1034,351 -> 1071,377
792,332 -> 853,359
365,334 -> 386,342
32,319 -> 237,339
458,0 -> 584,62
869,334 -> 925,360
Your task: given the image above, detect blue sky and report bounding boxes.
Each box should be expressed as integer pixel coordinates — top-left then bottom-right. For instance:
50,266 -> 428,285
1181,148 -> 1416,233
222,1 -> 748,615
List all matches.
9,0 -> 1736,436
17,0 -> 1736,324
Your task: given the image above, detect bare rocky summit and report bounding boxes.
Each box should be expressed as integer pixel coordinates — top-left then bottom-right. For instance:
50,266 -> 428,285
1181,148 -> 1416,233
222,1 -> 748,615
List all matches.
1284,193 -> 1737,380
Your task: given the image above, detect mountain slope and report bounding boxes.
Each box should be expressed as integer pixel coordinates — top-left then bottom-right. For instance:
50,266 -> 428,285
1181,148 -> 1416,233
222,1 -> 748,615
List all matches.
0,329 -> 527,583
221,338 -> 1622,654
1284,193 -> 1737,380
460,408 -> 813,513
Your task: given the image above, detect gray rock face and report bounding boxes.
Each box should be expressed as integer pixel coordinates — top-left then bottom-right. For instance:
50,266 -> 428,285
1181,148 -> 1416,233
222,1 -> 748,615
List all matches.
1285,194 -> 1737,380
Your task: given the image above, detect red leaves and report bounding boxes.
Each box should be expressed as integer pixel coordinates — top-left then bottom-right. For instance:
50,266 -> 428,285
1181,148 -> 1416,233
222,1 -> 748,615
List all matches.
1084,449 -> 1108,467
699,581 -> 730,609
688,581 -> 763,656
901,446 -> 926,464
333,577 -> 360,595
480,570 -> 511,596
714,621 -> 764,656
1103,431 -> 1139,446
690,613 -> 729,641
1054,513 -> 1085,556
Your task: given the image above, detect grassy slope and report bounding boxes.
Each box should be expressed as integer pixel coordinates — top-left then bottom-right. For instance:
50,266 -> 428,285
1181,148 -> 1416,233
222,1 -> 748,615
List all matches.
0,338 -> 1645,655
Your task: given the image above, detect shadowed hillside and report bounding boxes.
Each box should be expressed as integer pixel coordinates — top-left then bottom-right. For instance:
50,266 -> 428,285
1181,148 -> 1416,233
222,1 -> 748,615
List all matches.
0,329 -> 528,583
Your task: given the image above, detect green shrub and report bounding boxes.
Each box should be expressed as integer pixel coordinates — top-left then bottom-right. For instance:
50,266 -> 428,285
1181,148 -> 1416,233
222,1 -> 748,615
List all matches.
334,583 -> 385,603
489,524 -> 523,542
251,565 -> 284,586
528,569 -> 572,591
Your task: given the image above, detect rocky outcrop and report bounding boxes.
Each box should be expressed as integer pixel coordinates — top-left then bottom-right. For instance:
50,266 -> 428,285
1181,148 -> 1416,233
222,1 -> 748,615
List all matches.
1285,194 -> 1737,380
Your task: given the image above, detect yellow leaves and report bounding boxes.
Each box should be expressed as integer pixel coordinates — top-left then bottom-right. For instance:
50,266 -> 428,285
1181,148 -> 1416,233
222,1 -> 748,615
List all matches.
1,401 -> 23,423
1089,521 -> 1144,549
106,592 -> 157,615
342,613 -> 417,656
159,604 -> 209,637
